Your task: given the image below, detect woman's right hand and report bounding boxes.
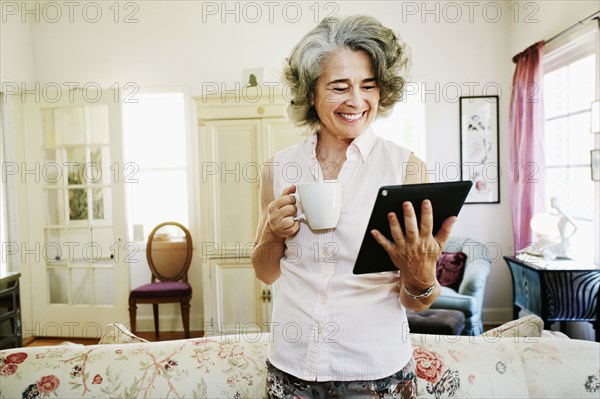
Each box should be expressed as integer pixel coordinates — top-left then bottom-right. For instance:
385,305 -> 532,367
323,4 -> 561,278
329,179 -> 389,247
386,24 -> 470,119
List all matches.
267,185 -> 301,238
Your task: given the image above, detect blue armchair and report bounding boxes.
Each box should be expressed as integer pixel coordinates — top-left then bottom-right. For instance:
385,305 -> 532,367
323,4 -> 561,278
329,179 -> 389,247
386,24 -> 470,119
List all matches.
430,237 -> 491,335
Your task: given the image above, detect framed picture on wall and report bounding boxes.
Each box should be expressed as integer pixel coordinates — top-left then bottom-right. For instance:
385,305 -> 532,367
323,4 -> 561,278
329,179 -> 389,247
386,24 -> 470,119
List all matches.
459,95 -> 500,204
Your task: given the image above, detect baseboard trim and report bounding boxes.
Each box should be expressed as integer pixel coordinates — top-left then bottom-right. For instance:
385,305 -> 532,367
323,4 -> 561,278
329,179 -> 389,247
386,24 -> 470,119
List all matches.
482,307 -> 513,325
134,316 -> 204,332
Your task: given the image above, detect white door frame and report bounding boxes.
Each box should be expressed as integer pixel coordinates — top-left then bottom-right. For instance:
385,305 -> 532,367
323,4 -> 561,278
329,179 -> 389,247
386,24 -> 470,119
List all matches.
21,89 -> 130,338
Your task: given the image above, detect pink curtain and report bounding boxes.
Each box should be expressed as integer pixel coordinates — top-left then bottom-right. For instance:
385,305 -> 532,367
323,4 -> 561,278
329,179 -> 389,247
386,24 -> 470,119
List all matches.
509,41 -> 546,254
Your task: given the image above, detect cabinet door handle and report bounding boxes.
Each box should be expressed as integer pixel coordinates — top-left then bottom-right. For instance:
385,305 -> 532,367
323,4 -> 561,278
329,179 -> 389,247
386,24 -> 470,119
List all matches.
261,289 -> 272,303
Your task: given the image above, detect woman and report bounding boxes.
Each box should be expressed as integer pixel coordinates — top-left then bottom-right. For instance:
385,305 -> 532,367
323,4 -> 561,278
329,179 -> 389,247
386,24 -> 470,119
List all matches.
252,15 -> 456,398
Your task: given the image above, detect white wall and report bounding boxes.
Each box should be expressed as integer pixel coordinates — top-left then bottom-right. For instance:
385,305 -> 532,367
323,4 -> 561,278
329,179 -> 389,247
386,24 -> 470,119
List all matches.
510,0 -> 599,55
0,13 -> 35,84
3,0 -> 598,333
0,12 -> 36,332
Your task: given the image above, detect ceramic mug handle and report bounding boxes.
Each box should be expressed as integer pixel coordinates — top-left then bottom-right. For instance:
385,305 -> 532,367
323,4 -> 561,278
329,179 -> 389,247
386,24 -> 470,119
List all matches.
291,192 -> 306,222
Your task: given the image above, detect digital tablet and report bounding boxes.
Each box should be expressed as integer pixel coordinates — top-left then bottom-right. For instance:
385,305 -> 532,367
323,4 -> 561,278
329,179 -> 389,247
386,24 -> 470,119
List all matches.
352,181 -> 473,275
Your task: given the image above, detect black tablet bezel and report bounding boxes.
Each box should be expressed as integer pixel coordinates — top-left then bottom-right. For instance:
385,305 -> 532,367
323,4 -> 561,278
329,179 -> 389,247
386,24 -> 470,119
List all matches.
352,181 -> 473,275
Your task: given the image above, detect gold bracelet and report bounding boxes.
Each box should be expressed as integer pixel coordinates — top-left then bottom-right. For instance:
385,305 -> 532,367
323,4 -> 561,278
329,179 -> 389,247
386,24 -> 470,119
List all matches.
402,282 -> 437,299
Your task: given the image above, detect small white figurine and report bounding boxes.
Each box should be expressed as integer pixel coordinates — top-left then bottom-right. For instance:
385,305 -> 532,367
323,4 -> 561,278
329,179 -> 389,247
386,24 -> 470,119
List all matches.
541,197 -> 577,260
520,196 -> 578,260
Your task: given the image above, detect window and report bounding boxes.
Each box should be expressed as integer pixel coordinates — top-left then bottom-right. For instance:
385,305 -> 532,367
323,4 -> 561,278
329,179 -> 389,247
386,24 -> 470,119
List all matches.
122,92 -> 190,241
543,25 -> 599,263
371,93 -> 426,160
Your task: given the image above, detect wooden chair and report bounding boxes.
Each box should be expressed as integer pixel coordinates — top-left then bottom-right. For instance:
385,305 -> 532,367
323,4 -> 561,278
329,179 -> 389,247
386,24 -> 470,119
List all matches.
128,222 -> 193,338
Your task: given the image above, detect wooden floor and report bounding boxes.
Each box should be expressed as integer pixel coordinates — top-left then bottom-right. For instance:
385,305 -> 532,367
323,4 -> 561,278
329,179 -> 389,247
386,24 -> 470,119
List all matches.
24,330 -> 205,347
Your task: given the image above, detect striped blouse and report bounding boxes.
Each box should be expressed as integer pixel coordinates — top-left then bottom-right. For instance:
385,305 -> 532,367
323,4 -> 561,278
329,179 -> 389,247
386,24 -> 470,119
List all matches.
268,127 -> 413,381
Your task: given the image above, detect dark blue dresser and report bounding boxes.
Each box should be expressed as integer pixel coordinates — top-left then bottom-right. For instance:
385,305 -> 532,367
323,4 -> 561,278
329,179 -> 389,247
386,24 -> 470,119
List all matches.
504,256 -> 599,341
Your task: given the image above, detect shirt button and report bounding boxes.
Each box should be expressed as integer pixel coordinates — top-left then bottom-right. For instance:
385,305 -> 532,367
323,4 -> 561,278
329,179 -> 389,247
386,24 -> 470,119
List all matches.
320,296 -> 327,305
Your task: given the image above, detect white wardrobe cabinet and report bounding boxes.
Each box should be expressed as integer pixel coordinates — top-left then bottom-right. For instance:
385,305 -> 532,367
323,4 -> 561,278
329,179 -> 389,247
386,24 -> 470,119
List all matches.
195,92 -> 306,334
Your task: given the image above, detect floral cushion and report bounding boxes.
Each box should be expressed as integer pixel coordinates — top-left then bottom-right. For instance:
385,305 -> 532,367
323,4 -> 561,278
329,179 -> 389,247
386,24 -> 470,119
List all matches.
410,334 -> 599,399
519,338 -> 600,397
480,314 -> 544,338
411,334 -> 529,398
98,323 -> 149,345
0,334 -> 269,398
435,252 -> 467,291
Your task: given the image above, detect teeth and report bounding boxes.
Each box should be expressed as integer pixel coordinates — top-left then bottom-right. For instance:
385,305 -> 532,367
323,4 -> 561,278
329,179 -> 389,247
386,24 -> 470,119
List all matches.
339,112 -> 364,121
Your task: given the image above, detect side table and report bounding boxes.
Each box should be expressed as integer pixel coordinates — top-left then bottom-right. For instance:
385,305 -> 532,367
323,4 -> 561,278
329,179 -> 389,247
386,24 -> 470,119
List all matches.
504,256 -> 599,341
0,272 -> 22,349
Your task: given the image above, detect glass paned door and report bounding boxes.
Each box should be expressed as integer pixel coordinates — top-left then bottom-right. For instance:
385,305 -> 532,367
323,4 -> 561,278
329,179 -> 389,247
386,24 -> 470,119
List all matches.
23,92 -> 129,338
42,105 -> 116,307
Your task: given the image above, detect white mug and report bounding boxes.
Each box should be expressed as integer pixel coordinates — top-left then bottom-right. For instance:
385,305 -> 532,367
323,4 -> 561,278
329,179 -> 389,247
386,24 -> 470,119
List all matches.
292,180 -> 342,230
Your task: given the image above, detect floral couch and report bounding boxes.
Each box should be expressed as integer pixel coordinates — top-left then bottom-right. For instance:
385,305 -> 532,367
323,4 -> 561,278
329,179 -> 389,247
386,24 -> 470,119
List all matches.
0,327 -> 599,398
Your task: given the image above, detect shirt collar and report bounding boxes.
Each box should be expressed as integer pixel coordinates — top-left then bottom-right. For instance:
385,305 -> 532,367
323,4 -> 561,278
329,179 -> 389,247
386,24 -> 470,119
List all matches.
308,126 -> 376,162
309,132 -> 318,160
350,126 -> 376,162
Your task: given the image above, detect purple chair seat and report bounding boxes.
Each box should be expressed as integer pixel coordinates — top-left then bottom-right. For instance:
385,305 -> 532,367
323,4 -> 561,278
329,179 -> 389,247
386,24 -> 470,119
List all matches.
130,281 -> 192,299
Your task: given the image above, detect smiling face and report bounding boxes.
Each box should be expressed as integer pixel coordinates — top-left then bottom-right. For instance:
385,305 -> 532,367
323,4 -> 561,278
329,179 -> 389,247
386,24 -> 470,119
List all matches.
313,48 -> 380,141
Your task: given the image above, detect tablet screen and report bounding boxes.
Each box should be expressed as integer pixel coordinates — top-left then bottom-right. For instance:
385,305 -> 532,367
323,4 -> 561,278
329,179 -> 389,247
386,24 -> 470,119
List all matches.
352,181 -> 472,275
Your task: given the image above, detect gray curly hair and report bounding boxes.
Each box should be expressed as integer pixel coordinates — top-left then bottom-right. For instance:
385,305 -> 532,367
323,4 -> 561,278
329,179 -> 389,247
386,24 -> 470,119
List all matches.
283,15 -> 409,129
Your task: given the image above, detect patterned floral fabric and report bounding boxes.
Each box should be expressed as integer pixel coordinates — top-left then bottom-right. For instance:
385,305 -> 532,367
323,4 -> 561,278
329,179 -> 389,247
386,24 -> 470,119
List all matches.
0,333 -> 598,398
0,335 -> 270,399
410,334 -> 599,399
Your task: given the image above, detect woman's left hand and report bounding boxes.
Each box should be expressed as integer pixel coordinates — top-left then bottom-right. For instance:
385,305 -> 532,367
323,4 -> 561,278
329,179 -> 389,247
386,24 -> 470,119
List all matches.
370,200 -> 456,292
